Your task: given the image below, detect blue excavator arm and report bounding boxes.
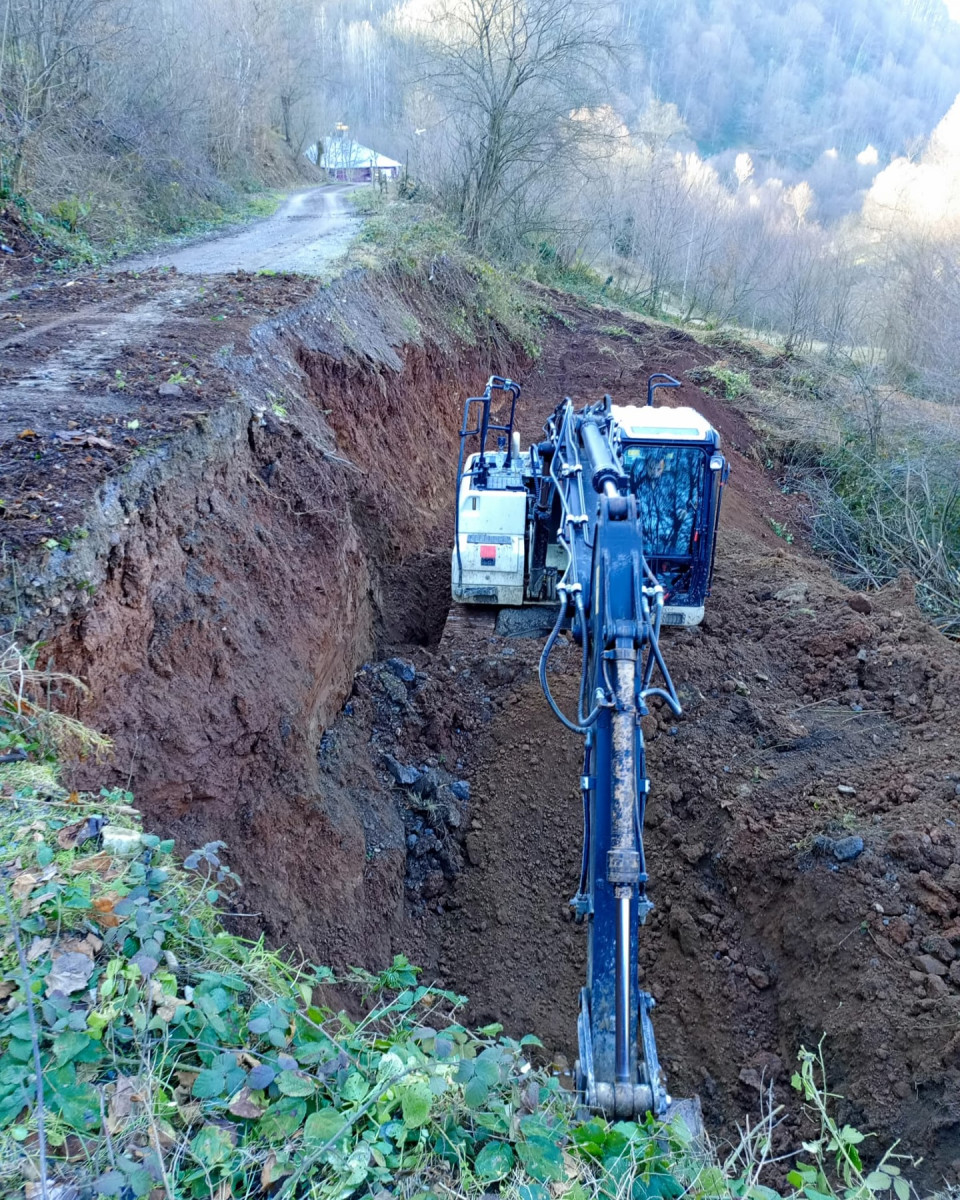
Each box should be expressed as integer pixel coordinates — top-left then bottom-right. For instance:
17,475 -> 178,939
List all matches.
536,398 -> 683,1117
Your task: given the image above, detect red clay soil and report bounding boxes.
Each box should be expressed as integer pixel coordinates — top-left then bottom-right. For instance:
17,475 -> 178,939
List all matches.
3,276 -> 960,1187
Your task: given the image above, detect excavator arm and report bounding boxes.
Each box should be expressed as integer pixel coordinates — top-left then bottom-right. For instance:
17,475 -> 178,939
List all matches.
536,398 -> 682,1117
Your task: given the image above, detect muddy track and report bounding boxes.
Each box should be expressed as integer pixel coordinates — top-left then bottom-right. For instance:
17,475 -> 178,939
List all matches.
2,272 -> 959,1187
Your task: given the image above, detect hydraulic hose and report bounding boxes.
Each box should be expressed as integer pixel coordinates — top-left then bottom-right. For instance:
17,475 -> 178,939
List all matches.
538,598 -> 600,735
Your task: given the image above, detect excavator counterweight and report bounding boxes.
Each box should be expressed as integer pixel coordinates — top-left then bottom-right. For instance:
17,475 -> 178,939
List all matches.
451,376 -> 729,1120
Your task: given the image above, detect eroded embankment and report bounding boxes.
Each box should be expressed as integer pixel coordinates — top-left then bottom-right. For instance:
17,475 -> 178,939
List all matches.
4,278 -> 960,1186
2,265 -> 523,965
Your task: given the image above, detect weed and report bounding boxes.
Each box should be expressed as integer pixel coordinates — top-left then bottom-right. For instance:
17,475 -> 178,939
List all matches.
48,196 -> 90,234
706,364 -> 751,399
347,199 -> 544,359
266,392 -> 289,419
599,323 -> 641,344
348,188 -> 387,216
544,307 -> 577,330
790,1041 -> 917,1199
113,369 -> 126,390
0,637 -> 111,763
769,519 -> 795,544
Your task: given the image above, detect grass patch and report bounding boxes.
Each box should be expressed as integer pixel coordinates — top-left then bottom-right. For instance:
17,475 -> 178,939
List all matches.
599,324 -> 643,344
347,187 -> 388,216
3,187 -> 286,271
704,364 -> 752,400
347,199 -> 545,359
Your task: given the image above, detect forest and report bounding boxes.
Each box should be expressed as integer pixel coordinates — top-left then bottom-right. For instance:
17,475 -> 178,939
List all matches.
2,0 -> 960,624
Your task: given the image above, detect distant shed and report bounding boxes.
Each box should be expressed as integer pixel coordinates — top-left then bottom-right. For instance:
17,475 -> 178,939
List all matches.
307,137 -> 401,182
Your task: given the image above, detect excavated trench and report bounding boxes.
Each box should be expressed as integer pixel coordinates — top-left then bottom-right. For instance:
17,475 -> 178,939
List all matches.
7,272 -> 960,1187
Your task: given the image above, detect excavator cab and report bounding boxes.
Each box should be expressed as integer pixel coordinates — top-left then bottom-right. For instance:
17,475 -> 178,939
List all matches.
613,400 -> 728,626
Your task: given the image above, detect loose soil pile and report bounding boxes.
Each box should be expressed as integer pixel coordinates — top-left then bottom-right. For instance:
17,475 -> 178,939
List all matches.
2,274 -> 959,1187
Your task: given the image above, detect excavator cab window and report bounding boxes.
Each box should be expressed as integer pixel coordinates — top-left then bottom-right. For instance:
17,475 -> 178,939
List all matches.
624,444 -> 704,558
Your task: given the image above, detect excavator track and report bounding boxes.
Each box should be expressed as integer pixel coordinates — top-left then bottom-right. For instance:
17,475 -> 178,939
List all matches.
439,603 -> 497,656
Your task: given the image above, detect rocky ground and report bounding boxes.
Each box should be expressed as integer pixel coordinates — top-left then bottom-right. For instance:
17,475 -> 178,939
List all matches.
1,266 -> 959,1188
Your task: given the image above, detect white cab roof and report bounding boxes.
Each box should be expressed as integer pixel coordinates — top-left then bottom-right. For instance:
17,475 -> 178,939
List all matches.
611,404 -> 716,441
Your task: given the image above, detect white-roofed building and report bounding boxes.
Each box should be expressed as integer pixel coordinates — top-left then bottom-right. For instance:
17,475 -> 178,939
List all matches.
306,137 -> 401,182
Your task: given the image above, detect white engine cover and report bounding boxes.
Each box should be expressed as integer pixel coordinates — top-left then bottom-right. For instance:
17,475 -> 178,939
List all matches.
452,454 -> 527,605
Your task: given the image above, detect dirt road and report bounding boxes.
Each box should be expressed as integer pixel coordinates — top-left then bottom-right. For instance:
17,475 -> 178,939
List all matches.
120,185 -> 360,275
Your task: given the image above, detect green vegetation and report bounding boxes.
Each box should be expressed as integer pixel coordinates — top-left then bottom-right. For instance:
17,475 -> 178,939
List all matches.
3,187 -> 286,271
350,200 -> 544,359
599,325 -> 643,345
705,366 -> 752,400
0,639 -> 920,1199
347,188 -> 388,216
805,434 -> 960,636
768,520 -> 795,545
668,325 -> 960,638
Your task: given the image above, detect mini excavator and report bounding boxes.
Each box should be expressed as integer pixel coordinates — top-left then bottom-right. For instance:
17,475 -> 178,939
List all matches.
450,375 -> 728,1120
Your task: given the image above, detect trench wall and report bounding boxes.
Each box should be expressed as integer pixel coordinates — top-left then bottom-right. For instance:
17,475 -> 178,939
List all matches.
32,270 -> 521,962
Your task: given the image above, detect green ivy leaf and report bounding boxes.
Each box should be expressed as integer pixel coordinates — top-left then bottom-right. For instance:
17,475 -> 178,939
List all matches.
52,1030 -> 93,1064
475,1140 -> 514,1181
304,1108 -> 349,1146
259,1097 -> 306,1140
192,1069 -> 226,1099
865,1173 -> 893,1192
7,1040 -> 33,1063
341,1071 -> 369,1103
190,1123 -> 234,1165
517,1138 -> 565,1182
45,1066 -> 98,1130
463,1076 -> 489,1109
474,1056 -> 501,1087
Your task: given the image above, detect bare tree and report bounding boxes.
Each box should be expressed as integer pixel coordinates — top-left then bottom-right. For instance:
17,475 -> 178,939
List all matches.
410,0 -> 619,250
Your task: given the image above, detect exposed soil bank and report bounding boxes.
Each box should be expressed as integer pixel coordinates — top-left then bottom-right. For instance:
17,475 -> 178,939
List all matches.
1,263 -> 523,965
3,280 -> 960,1186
